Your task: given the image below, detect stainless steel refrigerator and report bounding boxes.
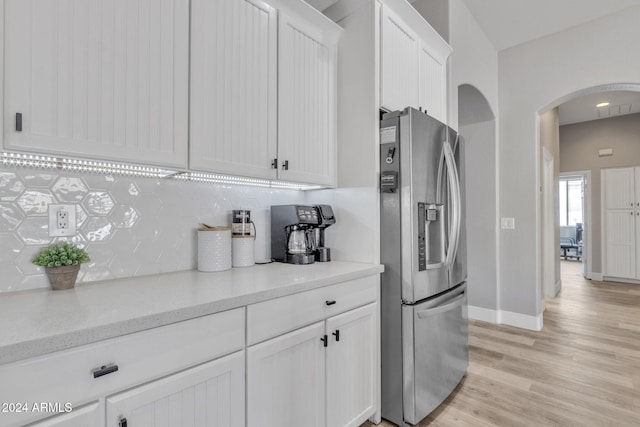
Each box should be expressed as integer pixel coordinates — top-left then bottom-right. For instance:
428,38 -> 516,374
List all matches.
379,107 -> 468,426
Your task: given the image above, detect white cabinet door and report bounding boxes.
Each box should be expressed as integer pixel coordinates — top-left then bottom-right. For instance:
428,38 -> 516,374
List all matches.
380,6 -> 419,112
604,168 -> 635,209
106,351 -> 245,427
326,303 -> 377,427
4,0 -> 189,168
605,210 -> 636,278
635,167 -> 640,209
247,322 -> 325,427
27,402 -> 103,427
190,0 -> 278,179
277,11 -> 338,186
636,210 -> 640,280
418,41 -> 446,123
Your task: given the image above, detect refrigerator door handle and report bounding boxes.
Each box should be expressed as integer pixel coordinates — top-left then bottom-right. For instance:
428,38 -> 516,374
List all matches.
443,140 -> 461,270
416,293 -> 465,318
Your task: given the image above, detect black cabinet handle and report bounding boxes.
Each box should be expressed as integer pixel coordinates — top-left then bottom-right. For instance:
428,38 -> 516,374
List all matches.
332,329 -> 340,342
119,417 -> 128,427
321,335 -> 328,347
282,160 -> 289,170
15,113 -> 22,132
271,158 -> 278,169
325,300 -> 336,306
93,364 -> 119,378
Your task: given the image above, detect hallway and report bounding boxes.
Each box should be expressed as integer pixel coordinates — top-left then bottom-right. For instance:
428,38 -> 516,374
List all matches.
364,260 -> 640,426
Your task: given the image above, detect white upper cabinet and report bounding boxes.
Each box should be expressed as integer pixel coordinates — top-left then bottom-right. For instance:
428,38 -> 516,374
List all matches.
190,0 -> 278,179
379,0 -> 451,121
380,6 -> 419,112
190,0 -> 340,186
605,167 -> 635,209
418,40 -> 446,123
277,8 -> 339,186
4,0 -> 189,168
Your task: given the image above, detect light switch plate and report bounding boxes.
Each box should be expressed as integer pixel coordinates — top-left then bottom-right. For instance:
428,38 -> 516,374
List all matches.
501,217 -> 515,229
48,204 -> 77,237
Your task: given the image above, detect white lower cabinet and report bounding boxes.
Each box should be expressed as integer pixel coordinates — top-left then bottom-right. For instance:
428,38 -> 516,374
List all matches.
247,291 -> 378,427
106,351 -> 245,427
326,304 -> 376,427
247,323 -> 326,427
2,276 -> 380,427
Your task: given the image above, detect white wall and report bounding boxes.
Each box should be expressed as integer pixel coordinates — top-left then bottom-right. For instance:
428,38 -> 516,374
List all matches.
460,119 -> 497,312
498,6 -> 640,323
448,0 -> 500,322
448,0 -> 499,131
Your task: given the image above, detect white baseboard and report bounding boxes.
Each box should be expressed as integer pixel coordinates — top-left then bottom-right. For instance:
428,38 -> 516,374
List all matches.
500,310 -> 543,331
591,272 -> 603,281
554,279 -> 562,296
602,275 -> 640,285
468,305 -> 543,331
468,306 -> 499,323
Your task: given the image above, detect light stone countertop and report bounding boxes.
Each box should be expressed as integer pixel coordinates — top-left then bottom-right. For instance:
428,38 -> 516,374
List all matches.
0,261 -> 383,365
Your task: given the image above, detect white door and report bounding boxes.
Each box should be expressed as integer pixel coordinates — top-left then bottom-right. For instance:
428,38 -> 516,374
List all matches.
277,12 -> 337,186
27,402 -> 103,427
605,210 -> 636,278
418,41 -> 446,123
380,6 -> 419,112
247,322 -> 325,427
106,351 -> 245,427
325,304 -> 377,427
190,0 -> 278,179
604,168 -> 635,210
4,0 -> 189,168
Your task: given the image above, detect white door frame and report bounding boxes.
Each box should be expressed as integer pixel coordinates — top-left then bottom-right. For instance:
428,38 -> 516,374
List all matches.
542,147 -> 556,299
560,170 -> 592,279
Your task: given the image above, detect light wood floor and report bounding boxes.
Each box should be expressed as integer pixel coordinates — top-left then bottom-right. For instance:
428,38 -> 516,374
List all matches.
363,261 -> 640,426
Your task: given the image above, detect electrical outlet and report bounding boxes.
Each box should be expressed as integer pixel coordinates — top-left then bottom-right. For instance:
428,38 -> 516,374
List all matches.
48,204 -> 77,237
501,217 -> 515,230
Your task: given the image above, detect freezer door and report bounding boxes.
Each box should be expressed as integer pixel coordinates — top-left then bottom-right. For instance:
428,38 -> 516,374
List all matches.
399,108 -> 449,302
402,284 -> 468,425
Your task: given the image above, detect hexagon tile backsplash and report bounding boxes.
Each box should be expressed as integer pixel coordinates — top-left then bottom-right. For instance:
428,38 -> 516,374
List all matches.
0,168 -> 305,292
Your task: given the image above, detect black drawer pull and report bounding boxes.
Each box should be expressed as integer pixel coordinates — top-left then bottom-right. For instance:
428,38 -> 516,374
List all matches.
325,300 -> 336,306
15,113 -> 22,132
332,329 -> 340,342
93,364 -> 119,378
321,335 -> 328,347
119,417 -> 128,427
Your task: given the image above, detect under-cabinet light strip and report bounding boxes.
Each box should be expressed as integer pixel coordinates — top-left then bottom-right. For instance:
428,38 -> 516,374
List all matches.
0,152 -> 324,190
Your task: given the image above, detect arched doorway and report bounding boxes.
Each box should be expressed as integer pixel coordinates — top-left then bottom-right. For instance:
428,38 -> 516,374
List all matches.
458,84 -> 498,321
537,82 -> 640,312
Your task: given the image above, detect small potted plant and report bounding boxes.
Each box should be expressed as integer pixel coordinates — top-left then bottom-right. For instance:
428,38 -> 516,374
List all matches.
33,242 -> 90,290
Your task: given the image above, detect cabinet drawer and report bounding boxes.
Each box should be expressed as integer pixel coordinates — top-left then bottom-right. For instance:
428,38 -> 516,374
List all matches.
247,276 -> 378,345
0,308 -> 244,427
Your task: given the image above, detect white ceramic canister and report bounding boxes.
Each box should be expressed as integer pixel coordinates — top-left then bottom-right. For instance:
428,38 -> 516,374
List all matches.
232,235 -> 255,267
197,227 -> 232,272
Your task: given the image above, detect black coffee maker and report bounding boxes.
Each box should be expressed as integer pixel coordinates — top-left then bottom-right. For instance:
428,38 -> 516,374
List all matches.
313,205 -> 336,262
270,205 -> 321,264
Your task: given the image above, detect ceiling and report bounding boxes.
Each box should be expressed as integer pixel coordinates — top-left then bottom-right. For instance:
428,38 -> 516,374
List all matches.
558,91 -> 640,126
307,0 -> 640,125
460,0 -> 640,51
